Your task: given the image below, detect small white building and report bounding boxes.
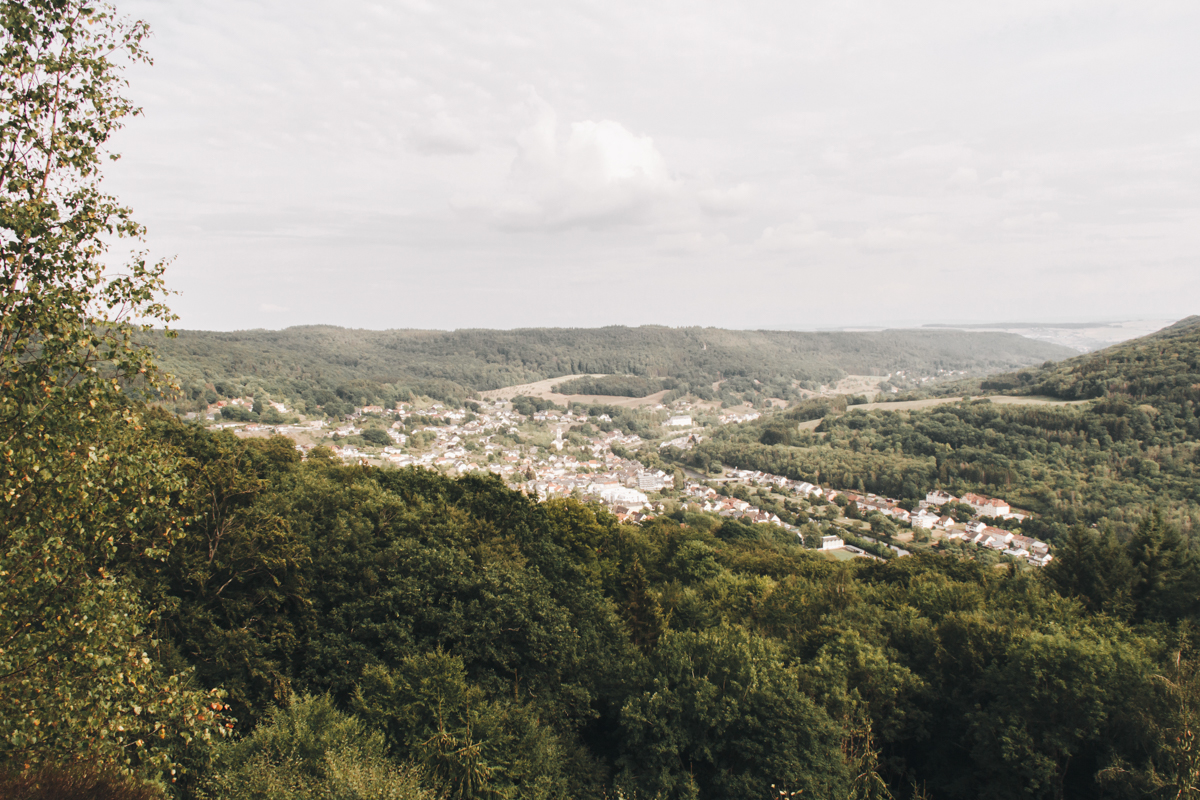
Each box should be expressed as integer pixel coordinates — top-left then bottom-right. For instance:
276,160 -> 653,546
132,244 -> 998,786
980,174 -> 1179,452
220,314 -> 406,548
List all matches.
667,415 -> 693,427
820,534 -> 845,550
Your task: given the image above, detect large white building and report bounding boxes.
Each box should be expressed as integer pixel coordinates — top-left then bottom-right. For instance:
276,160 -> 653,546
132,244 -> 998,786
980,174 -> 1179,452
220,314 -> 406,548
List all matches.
925,490 -> 957,506
637,471 -> 666,491
962,492 -> 1011,517
590,483 -> 649,507
911,509 -> 938,529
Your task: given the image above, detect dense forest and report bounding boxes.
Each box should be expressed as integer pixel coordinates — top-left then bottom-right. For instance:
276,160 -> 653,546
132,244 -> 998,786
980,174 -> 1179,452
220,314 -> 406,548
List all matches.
551,374 -> 673,398
147,325 -> 1075,413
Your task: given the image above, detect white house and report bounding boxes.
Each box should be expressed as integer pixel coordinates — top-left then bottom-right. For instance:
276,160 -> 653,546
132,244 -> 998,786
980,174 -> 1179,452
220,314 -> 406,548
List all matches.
981,526 -> 1014,550
820,534 -> 845,550
667,415 -> 693,427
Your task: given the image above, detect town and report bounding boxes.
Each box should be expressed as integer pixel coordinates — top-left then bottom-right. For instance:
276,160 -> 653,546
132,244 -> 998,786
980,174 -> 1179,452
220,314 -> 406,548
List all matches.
197,394 -> 1051,567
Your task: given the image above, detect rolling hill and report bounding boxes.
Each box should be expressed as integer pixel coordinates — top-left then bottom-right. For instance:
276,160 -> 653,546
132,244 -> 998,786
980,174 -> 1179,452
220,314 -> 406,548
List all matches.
148,325 -> 1076,409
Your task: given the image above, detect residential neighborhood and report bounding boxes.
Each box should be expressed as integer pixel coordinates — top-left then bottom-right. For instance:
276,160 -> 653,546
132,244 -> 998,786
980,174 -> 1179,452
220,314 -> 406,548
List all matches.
196,395 -> 1051,567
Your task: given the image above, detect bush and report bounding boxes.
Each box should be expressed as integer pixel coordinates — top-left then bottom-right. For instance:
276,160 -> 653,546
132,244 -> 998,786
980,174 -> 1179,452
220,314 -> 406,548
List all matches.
362,428 -> 392,447
197,695 -> 435,800
0,764 -> 164,800
220,405 -> 255,422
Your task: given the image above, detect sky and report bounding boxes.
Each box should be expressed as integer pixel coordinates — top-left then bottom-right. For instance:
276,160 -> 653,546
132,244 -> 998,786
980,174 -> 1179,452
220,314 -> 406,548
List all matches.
105,0 -> 1200,332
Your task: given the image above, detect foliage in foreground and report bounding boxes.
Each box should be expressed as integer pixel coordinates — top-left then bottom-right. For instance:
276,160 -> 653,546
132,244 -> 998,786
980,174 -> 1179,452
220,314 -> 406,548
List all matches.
0,0 -> 229,783
197,695 -> 435,800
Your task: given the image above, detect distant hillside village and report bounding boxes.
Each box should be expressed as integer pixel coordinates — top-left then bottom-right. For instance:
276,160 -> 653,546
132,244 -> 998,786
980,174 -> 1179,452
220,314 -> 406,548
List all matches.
191,395 -> 1050,567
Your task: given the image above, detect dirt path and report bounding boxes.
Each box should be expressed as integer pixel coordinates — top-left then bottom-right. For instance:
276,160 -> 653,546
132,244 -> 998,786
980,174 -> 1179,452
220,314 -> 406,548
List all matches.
479,375 -> 669,408
859,395 -> 1090,412
792,391 -> 1094,429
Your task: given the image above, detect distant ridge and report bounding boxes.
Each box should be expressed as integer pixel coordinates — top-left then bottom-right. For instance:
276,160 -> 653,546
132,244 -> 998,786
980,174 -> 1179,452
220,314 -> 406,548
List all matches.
924,321 -> 1117,330
147,325 -> 1076,408
1152,315 -> 1200,336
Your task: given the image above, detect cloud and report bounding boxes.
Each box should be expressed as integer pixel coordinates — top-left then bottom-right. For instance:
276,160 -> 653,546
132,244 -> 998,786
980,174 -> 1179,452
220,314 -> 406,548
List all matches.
756,216 -> 848,252
1001,211 -> 1062,230
698,183 -> 752,216
407,117 -> 478,155
406,95 -> 478,155
462,94 -> 678,231
948,167 -> 979,189
655,231 -> 729,256
859,215 -> 949,251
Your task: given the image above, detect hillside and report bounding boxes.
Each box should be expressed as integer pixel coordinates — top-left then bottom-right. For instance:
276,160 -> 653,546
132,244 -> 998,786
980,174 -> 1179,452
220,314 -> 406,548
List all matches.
661,318 -> 1200,541
980,315 -> 1200,403
148,325 -> 1075,410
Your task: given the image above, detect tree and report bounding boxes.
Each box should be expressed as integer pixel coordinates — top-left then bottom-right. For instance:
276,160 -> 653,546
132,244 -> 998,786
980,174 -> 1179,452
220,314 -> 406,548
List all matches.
619,625 -> 849,799
0,0 -> 228,779
1127,509 -> 1200,624
198,694 -> 435,800
1041,527 -> 1135,618
361,427 -> 392,447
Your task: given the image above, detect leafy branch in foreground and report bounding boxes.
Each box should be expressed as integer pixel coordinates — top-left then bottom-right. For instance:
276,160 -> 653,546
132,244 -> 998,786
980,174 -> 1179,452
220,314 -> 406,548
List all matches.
0,0 -> 228,783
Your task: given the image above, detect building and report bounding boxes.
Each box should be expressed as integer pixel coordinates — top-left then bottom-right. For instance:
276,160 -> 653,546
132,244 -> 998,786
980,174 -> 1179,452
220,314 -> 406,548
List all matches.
911,510 -> 938,529
961,492 -> 1011,517
820,534 -> 845,550
667,415 -> 693,427
637,471 -> 666,491
591,483 -> 649,508
925,490 -> 957,506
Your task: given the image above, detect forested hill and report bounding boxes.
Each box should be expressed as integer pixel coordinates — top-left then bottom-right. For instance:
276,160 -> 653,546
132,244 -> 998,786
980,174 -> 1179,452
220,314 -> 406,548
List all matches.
665,314 -> 1200,542
150,325 -> 1074,406
981,315 -> 1200,403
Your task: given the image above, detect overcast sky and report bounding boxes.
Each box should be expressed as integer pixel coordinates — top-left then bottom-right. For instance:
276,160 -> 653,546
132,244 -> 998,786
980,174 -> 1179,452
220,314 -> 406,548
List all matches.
105,0 -> 1200,331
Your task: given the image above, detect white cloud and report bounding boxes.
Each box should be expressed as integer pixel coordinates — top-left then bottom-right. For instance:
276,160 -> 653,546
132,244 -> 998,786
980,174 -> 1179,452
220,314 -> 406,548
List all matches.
948,167 -> 980,189
464,94 -> 678,231
1001,211 -> 1062,230
655,231 -> 729,256
697,183 -> 752,216
860,215 -> 949,251
756,216 -> 848,252
407,113 -> 477,155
